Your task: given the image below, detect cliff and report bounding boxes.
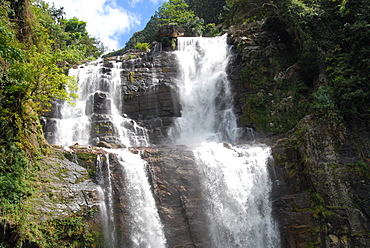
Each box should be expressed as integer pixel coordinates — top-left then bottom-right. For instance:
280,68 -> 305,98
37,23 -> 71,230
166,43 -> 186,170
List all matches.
227,19 -> 370,247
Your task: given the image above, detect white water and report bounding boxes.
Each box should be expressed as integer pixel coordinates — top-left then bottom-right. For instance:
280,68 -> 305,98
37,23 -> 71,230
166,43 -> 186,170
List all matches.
48,60 -> 149,147
48,59 -> 164,247
194,143 -> 280,247
115,149 -> 167,248
171,35 -> 281,247
169,34 -> 243,145
96,155 -> 117,248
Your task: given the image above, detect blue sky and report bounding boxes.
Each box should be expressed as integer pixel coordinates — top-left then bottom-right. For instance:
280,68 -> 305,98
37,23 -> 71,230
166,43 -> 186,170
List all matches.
45,0 -> 165,51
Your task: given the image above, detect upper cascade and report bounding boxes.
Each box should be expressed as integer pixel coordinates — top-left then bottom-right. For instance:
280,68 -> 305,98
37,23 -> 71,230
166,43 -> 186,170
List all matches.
169,34 -> 243,145
43,34 -> 243,148
43,59 -> 150,148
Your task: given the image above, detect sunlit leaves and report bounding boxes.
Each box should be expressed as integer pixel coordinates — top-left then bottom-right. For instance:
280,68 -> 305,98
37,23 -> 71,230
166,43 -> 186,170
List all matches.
157,0 -> 204,36
157,0 -> 195,26
8,47 -> 78,110
135,42 -> 151,51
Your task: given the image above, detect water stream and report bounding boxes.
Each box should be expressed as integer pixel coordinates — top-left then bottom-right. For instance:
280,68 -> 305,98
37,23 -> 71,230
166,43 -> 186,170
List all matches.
169,35 -> 242,145
171,34 -> 280,247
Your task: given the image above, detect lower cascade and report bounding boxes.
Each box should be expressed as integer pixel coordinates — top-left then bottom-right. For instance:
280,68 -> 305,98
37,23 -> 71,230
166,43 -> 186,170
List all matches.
45,34 -> 281,247
193,143 -> 279,247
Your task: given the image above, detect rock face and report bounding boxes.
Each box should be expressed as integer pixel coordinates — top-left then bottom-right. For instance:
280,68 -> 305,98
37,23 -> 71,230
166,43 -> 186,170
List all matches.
226,19 -> 309,134
142,147 -> 212,247
42,49 -> 181,146
40,22 -> 370,248
227,19 -> 370,247
82,146 -> 212,247
0,145 -> 107,247
272,116 -> 370,247
118,51 -> 181,144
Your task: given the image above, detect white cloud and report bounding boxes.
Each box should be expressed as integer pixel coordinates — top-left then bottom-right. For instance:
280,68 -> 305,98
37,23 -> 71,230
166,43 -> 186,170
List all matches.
45,0 -> 141,51
129,0 -> 162,8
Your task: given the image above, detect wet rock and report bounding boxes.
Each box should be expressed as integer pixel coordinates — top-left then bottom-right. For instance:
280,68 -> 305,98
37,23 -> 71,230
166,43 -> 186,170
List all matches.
140,147 -> 213,247
97,141 -> 113,148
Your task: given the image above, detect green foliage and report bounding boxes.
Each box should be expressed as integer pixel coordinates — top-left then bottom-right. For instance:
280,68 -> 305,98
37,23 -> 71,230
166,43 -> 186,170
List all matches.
125,14 -> 160,50
277,0 -> 370,122
36,216 -> 101,247
326,21 -> 370,121
33,1 -> 104,63
310,86 -> 338,117
230,0 -> 370,130
157,0 -> 204,37
125,0 -> 206,50
158,0 -> 195,26
135,42 -> 151,52
203,23 -> 222,37
0,0 -> 105,246
0,144 -> 35,210
224,0 -> 277,25
185,0 -> 226,24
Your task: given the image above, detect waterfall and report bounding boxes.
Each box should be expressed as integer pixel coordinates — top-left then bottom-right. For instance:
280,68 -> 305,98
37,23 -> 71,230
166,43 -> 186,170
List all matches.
169,34 -> 243,145
46,34 -> 281,247
170,34 -> 281,247
45,59 -> 164,247
193,143 -> 280,247
115,149 -> 167,248
46,60 -> 149,147
96,155 -> 117,248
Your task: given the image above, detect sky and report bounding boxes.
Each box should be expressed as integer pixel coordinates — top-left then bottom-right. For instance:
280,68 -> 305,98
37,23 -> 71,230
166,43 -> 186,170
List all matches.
45,0 -> 165,51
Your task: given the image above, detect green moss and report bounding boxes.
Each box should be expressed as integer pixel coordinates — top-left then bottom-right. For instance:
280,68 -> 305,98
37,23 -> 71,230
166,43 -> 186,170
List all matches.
345,160 -> 370,178
19,215 -> 103,247
128,71 -> 135,83
76,152 -> 97,163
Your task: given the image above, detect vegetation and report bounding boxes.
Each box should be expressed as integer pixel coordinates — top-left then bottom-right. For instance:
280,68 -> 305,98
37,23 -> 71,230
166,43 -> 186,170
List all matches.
0,0 -> 104,246
118,0 -> 370,127
125,0 -> 225,50
123,0 -> 370,129
222,0 -> 370,132
184,0 -> 226,24
134,42 -> 151,52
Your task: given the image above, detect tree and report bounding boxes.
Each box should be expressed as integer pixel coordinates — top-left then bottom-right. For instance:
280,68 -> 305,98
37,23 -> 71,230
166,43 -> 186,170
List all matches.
125,14 -> 160,50
185,0 -> 226,24
124,0 -> 205,50
157,0 -> 204,36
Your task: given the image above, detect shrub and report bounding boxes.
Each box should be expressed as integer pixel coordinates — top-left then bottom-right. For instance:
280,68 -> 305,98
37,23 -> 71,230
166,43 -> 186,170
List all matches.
134,42 -> 151,52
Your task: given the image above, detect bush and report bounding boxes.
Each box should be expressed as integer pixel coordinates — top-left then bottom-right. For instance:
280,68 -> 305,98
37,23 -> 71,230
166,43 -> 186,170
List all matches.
134,42 -> 151,52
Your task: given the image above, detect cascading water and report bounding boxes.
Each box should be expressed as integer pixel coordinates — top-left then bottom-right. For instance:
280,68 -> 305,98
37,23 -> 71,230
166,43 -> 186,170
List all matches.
170,34 -> 281,247
96,155 -> 117,248
193,143 -> 279,247
96,150 -> 166,248
46,33 -> 280,247
46,59 -> 165,247
115,149 -> 167,247
47,60 -> 149,147
169,35 -> 243,145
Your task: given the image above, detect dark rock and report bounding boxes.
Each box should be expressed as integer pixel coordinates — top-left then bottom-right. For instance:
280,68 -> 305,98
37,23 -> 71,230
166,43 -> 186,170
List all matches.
140,147 -> 213,247
272,115 -> 370,247
155,25 -> 185,41
117,51 -> 181,144
93,92 -> 112,115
